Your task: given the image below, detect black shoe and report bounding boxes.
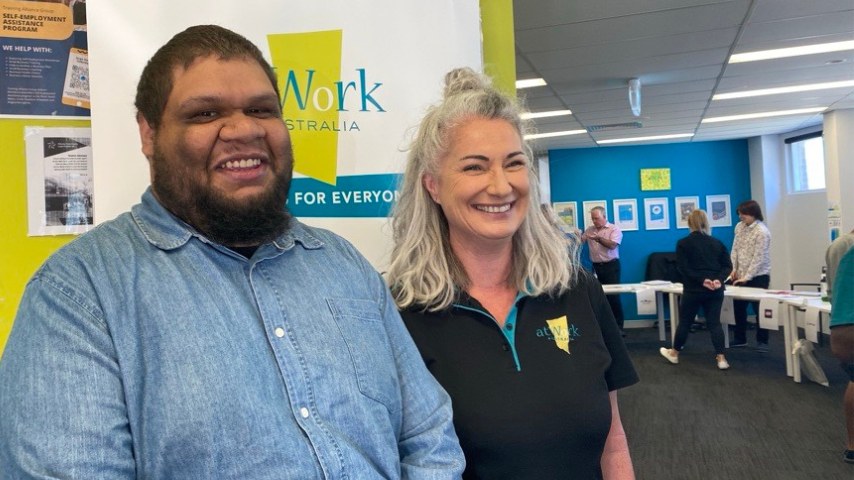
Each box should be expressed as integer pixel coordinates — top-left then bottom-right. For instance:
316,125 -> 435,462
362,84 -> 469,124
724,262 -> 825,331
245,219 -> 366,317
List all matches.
756,342 -> 769,353
730,340 -> 747,348
844,449 -> 854,464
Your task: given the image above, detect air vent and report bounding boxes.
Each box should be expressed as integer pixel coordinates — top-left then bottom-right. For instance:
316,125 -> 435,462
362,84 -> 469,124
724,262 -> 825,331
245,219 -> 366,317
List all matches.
587,121 -> 643,132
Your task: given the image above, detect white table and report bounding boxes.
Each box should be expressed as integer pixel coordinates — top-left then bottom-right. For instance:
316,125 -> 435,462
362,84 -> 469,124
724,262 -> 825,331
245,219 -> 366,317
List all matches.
656,284 -> 823,381
601,283 -> 669,341
781,296 -> 832,383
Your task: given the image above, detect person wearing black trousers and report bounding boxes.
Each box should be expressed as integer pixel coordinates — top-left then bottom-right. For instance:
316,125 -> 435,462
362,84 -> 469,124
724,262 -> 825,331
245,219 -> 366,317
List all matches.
660,209 -> 733,370
730,200 -> 772,350
581,206 -> 625,333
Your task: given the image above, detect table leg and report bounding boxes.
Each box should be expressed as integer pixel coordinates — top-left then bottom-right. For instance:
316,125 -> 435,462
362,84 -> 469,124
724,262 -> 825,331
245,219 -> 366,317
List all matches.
656,291 -> 666,342
669,292 -> 680,346
785,304 -> 799,382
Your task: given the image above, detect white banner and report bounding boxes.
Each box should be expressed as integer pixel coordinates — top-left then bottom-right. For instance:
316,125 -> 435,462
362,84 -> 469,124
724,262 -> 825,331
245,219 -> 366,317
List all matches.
87,0 -> 482,268
635,287 -> 657,315
804,306 -> 820,343
758,297 -> 780,331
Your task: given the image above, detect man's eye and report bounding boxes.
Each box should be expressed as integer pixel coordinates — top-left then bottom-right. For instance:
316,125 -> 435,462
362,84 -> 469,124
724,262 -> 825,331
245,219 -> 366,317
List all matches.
247,107 -> 279,118
190,111 -> 218,121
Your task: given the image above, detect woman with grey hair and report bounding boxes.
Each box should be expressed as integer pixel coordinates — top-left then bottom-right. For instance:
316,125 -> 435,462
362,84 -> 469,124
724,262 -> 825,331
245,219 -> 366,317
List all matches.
386,67 -> 639,479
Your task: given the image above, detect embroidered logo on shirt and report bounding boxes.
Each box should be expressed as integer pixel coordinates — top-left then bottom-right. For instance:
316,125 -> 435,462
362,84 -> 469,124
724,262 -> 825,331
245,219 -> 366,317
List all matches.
539,316 -> 580,355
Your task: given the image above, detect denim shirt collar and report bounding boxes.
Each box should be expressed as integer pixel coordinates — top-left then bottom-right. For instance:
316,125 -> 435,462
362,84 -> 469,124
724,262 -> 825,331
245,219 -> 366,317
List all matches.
130,187 -> 324,253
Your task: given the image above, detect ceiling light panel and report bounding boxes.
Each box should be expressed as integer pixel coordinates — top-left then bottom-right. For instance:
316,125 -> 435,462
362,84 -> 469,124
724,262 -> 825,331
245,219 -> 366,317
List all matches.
521,109 -> 573,119
702,107 -> 826,123
714,80 -> 854,100
729,40 -> 854,63
596,133 -> 694,145
516,78 -> 547,89
524,129 -> 587,140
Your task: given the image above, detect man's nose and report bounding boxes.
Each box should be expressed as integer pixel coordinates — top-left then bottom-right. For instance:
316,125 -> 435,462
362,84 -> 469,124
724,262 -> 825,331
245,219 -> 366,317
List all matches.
220,113 -> 265,141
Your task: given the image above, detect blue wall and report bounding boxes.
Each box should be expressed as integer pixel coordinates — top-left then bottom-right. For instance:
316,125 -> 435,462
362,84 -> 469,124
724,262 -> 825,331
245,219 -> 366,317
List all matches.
549,139 -> 751,321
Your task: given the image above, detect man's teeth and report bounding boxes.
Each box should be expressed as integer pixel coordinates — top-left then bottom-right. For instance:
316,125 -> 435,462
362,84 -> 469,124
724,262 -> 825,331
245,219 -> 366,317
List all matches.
223,158 -> 261,169
476,204 -> 511,213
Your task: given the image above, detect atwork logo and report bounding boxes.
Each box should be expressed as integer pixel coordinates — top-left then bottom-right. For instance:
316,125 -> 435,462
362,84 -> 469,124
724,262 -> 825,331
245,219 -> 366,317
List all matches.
539,316 -> 581,355
267,29 -> 386,187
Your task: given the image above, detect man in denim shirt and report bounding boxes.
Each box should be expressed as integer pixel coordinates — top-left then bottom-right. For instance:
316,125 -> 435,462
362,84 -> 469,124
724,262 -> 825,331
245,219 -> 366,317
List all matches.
0,25 -> 464,479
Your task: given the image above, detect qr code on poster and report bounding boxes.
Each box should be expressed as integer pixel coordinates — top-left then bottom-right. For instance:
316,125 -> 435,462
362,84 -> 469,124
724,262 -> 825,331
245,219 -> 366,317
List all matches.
62,47 -> 90,109
69,64 -> 89,91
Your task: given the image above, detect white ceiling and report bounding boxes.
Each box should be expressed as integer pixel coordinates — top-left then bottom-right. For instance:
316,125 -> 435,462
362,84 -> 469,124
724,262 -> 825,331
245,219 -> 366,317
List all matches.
514,0 -> 854,151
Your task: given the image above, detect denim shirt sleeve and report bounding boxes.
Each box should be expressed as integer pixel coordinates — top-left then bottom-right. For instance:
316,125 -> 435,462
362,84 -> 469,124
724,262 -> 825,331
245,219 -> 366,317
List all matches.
374,275 -> 466,478
0,272 -> 136,478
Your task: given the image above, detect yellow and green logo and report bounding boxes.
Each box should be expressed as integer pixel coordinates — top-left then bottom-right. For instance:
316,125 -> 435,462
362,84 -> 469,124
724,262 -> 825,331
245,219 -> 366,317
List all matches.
268,30 -> 385,186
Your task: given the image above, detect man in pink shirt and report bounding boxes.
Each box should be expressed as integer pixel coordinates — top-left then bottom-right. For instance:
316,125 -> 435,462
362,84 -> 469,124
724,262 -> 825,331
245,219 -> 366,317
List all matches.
581,206 -> 625,333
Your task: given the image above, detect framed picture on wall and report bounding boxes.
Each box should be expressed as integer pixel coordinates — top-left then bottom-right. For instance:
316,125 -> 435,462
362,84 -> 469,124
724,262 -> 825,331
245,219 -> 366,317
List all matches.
644,197 -> 670,230
581,200 -> 607,231
552,201 -> 579,232
612,198 -> 638,231
674,196 -> 700,229
706,194 -> 732,227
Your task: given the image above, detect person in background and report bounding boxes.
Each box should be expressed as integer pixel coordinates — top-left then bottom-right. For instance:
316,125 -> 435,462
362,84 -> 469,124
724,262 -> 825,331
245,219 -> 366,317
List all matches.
659,209 -> 732,370
387,67 -> 638,479
826,228 -> 854,298
729,199 -> 772,351
581,206 -> 626,334
0,25 -> 464,478
825,231 -> 854,464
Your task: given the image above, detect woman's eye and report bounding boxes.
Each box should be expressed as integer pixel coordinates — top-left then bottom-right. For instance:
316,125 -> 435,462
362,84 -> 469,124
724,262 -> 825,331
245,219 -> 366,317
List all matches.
462,164 -> 484,172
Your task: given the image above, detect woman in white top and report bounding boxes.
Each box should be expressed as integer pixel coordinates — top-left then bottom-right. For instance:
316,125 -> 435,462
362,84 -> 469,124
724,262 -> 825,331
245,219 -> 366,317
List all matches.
730,199 -> 771,350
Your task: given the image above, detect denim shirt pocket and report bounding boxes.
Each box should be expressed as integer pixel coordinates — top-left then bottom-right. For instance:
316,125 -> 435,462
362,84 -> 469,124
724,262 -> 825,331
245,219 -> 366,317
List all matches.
327,298 -> 400,408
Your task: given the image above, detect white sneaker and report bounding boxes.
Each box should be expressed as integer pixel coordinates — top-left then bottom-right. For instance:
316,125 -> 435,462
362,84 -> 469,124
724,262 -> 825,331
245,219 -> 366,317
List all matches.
659,347 -> 679,364
716,357 -> 730,370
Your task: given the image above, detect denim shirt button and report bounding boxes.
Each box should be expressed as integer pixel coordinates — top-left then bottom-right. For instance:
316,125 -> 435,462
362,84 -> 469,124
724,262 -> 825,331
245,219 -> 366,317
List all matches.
274,327 -> 285,338
299,407 -> 310,418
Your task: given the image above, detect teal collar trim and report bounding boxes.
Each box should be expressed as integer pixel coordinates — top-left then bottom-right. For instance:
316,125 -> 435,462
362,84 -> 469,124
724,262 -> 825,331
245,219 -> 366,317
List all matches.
454,291 -> 528,371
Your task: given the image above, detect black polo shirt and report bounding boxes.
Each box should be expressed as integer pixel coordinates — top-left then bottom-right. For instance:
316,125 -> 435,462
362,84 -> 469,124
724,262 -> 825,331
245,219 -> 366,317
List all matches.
400,272 -> 639,479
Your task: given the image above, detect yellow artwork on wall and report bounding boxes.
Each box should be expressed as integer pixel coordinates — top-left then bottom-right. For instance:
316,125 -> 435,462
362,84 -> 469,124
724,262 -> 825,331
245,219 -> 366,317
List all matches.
640,168 -> 671,191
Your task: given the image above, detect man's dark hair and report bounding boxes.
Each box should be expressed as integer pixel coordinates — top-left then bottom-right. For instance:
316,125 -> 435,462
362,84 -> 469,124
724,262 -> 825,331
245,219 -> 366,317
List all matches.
134,24 -> 279,128
737,199 -> 764,222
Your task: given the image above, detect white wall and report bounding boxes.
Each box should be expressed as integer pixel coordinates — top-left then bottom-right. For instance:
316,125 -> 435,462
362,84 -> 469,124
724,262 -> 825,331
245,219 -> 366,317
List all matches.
823,109 -> 854,235
749,124 -> 828,290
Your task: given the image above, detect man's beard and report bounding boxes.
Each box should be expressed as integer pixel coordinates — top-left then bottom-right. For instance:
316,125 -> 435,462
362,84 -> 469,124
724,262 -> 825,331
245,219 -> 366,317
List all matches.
150,147 -> 293,247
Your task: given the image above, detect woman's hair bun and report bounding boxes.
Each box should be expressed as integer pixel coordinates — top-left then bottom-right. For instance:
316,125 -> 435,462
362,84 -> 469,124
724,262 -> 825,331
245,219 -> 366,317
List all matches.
443,67 -> 491,98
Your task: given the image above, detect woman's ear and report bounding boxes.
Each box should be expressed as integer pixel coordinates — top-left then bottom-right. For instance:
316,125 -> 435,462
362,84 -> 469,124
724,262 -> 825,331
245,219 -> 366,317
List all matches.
423,173 -> 440,204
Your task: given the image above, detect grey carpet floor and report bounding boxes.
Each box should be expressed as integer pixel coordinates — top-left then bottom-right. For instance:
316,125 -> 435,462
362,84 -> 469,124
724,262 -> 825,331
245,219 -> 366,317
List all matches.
619,324 -> 852,480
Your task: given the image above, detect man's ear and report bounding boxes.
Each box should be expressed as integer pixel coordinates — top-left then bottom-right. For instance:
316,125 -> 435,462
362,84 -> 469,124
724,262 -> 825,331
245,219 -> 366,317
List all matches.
422,173 -> 440,204
137,113 -> 156,160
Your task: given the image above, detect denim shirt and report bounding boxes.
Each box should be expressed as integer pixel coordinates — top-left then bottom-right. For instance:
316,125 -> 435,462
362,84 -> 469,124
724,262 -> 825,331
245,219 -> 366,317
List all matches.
0,189 -> 464,479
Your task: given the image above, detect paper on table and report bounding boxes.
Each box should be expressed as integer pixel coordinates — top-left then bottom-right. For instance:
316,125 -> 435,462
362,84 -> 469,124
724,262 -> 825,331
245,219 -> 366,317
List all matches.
758,297 -> 780,330
804,306 -> 820,343
721,297 -> 735,325
641,280 -> 671,286
636,287 -> 657,315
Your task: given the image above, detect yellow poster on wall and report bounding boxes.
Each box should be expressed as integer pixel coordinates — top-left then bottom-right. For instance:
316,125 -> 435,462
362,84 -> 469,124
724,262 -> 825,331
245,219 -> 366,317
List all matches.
640,167 -> 671,191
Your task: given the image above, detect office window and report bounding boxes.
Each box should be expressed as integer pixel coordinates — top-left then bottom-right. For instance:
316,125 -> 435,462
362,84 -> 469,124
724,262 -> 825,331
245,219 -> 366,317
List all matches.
786,132 -> 825,192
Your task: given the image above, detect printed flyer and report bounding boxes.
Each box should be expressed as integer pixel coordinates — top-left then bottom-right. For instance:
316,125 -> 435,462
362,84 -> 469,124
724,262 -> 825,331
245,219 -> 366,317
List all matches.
25,126 -> 93,235
1,0 -> 88,117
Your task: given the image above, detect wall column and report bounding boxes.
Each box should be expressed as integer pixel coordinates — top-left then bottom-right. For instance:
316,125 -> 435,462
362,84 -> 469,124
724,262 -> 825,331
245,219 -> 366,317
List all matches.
823,108 -> 854,239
